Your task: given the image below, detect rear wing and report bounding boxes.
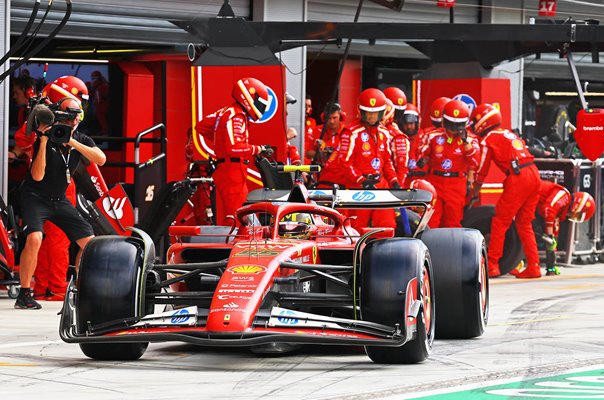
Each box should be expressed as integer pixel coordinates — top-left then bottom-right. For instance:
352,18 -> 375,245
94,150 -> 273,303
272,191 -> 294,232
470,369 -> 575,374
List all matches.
246,188 -> 433,209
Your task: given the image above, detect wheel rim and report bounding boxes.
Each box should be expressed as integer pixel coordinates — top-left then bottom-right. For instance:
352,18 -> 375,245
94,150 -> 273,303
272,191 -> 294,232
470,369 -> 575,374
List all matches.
479,251 -> 488,319
421,264 -> 432,336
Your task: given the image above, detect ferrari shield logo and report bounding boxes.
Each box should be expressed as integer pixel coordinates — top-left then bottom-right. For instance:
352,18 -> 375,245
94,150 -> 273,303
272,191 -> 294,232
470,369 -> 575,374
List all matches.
434,110 -> 440,117
398,98 -> 404,105
453,109 -> 460,117
370,98 -> 376,107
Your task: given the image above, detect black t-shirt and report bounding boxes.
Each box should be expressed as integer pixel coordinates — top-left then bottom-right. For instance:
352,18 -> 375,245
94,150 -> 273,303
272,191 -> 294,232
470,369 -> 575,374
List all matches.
22,130 -> 97,198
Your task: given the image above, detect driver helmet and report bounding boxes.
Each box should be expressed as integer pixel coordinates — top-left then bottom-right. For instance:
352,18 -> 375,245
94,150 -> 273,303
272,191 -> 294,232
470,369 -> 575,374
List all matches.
470,103 -> 502,137
568,192 -> 595,223
442,100 -> 470,136
278,213 -> 312,239
232,77 -> 270,122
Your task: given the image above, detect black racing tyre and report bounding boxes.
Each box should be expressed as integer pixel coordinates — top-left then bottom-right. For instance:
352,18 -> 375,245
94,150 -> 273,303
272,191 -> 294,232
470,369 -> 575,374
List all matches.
421,228 -> 488,339
76,236 -> 149,360
463,206 -> 523,275
537,104 -> 571,144
361,238 -> 435,364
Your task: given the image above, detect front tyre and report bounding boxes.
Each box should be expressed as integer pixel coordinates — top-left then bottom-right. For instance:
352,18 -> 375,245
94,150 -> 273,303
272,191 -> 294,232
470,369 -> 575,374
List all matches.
360,238 -> 435,364
76,235 -> 150,360
421,228 -> 488,339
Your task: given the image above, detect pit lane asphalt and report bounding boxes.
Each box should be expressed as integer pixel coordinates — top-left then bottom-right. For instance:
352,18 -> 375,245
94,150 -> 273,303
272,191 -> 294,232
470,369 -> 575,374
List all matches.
1,264 -> 603,400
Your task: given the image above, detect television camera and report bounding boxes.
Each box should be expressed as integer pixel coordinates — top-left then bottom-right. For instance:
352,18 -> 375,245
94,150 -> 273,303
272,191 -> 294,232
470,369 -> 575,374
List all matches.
25,97 -> 82,144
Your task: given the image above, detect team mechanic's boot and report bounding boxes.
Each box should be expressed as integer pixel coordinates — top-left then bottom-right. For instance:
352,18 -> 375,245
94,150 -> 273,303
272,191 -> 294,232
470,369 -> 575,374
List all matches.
545,266 -> 561,276
515,264 -> 541,279
508,260 -> 524,277
488,263 -> 501,278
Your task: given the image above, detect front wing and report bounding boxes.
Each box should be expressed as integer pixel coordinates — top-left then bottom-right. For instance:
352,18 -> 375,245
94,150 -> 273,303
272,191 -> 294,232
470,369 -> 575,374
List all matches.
59,284 -> 410,348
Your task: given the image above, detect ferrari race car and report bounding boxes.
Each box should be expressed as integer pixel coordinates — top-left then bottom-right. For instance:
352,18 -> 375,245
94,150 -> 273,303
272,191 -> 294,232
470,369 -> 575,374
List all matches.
60,166 -> 488,364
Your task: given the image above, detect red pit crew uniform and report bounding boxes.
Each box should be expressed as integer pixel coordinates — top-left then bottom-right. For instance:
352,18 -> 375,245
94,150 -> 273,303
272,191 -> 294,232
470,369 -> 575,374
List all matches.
420,129 -> 479,228
383,121 -> 410,185
406,128 -> 430,186
537,180 -> 571,236
209,103 -> 264,225
338,122 -> 399,231
476,128 -> 540,277
287,143 -> 301,165
303,116 -> 317,164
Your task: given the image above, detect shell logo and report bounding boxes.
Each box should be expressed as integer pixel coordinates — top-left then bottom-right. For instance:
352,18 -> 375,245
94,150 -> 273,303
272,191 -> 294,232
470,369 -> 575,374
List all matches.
71,88 -> 79,95
370,98 -> 376,106
453,109 -> 460,117
362,143 -> 371,151
512,139 -> 524,150
476,113 -> 482,120
228,265 -> 267,274
249,87 -> 256,94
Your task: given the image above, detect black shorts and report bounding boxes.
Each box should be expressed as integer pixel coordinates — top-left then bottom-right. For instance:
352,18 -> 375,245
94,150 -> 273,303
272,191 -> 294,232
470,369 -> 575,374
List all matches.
20,191 -> 94,242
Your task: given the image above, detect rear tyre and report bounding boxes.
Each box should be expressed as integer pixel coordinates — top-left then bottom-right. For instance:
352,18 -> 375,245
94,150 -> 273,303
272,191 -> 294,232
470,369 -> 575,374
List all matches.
421,228 -> 488,339
361,238 -> 435,364
463,206 -> 523,275
76,236 -> 149,360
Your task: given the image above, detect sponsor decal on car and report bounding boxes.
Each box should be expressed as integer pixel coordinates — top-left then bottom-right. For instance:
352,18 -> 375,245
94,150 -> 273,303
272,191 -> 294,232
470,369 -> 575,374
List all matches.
352,191 -> 376,202
132,306 -> 198,327
234,249 -> 280,257
227,265 -> 267,274
218,289 -> 255,293
217,294 -> 252,300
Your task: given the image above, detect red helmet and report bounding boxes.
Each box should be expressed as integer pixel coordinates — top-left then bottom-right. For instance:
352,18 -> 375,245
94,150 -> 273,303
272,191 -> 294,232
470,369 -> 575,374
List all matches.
359,88 -> 387,126
383,87 -> 407,111
442,100 -> 470,135
232,77 -> 270,121
569,192 -> 596,223
42,75 -> 89,106
429,97 -> 451,127
470,103 -> 502,137
410,179 -> 437,208
383,98 -> 395,123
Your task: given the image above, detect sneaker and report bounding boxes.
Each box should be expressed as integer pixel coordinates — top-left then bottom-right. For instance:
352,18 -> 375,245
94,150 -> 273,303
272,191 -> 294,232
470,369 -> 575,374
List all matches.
14,290 -> 42,309
45,290 -> 66,301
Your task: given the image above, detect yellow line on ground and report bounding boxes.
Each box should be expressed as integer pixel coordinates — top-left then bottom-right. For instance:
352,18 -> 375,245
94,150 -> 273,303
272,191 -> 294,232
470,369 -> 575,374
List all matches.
0,362 -> 39,367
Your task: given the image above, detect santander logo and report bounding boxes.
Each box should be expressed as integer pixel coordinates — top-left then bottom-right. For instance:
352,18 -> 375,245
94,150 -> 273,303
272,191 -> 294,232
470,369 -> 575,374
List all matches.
102,196 -> 127,220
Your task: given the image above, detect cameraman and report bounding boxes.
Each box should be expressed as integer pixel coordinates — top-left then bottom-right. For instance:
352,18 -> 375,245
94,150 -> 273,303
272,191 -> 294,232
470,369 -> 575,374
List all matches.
15,98 -> 106,309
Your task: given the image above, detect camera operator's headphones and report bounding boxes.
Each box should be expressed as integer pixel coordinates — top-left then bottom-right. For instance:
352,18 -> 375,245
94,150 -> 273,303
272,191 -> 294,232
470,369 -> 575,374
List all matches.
321,102 -> 346,123
55,97 -> 84,121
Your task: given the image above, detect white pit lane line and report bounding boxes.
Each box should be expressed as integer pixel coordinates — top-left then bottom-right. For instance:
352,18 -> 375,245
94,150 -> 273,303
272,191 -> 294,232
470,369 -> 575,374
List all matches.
0,340 -> 62,350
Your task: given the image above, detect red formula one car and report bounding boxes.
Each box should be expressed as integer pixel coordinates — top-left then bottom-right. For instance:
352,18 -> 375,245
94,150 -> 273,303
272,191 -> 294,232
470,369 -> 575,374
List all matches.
60,166 -> 488,364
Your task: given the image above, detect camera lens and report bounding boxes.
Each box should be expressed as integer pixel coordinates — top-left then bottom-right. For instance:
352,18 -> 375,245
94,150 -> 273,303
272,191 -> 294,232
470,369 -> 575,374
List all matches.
49,124 -> 71,144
